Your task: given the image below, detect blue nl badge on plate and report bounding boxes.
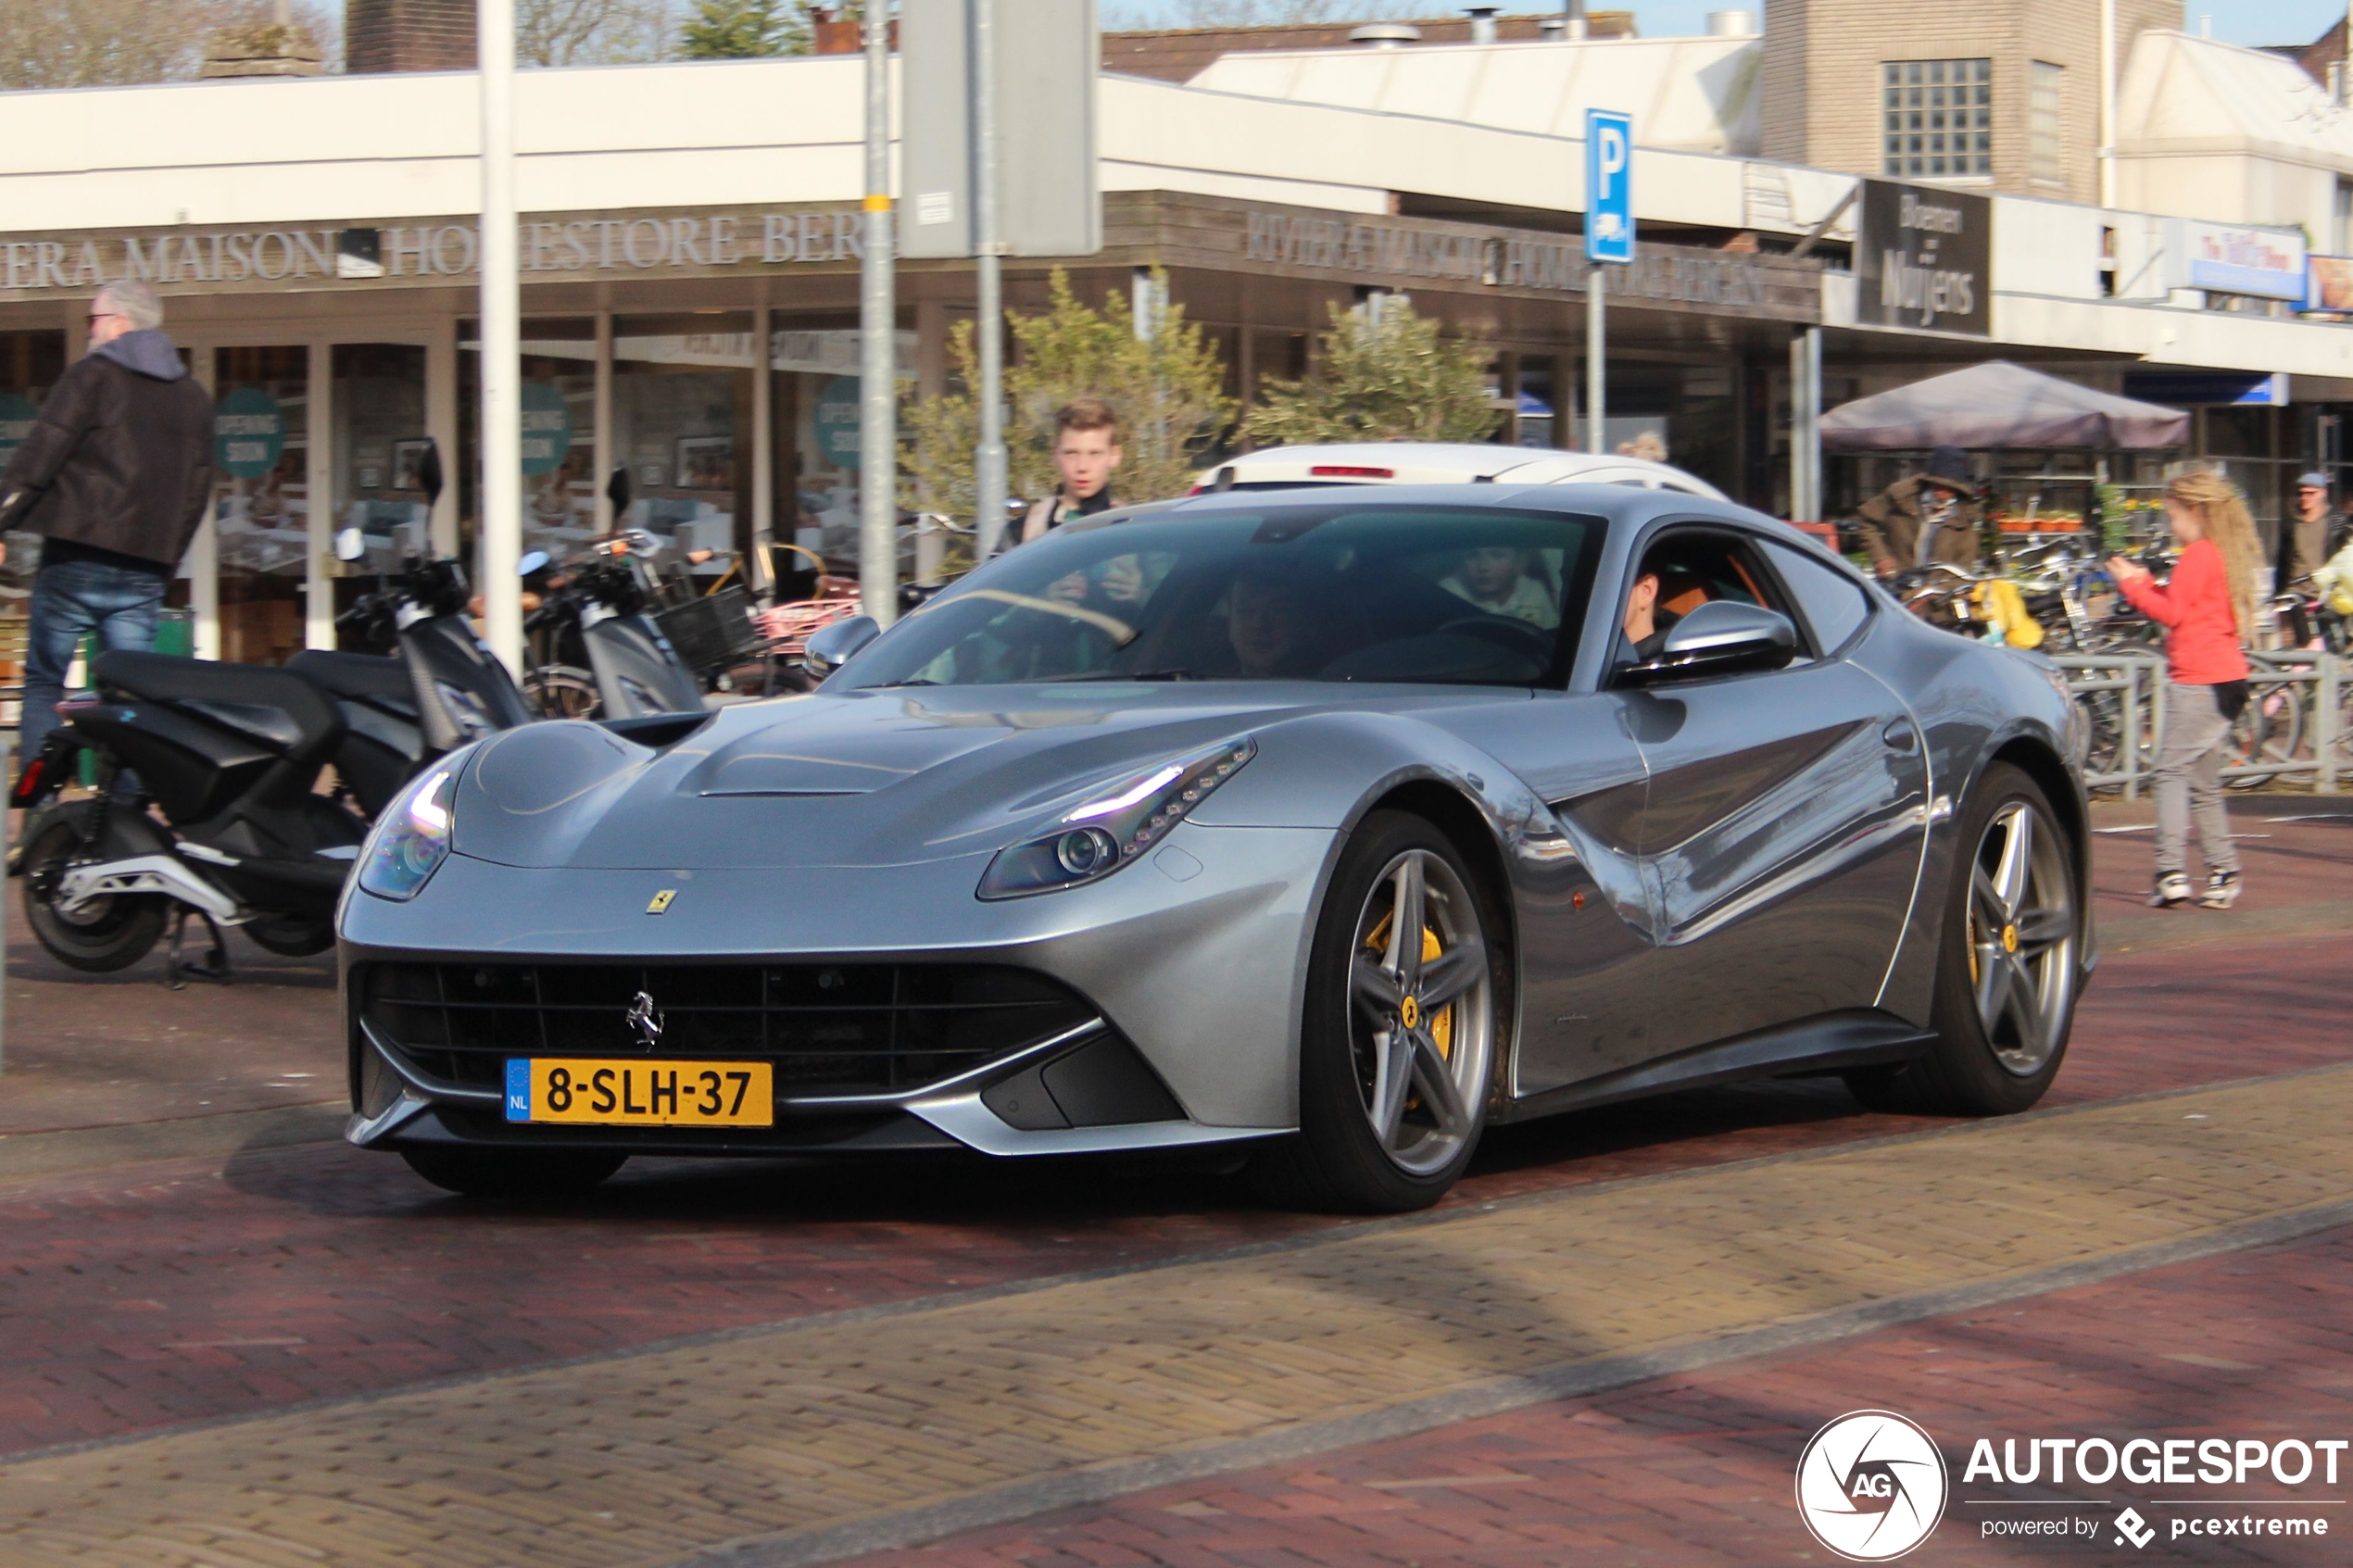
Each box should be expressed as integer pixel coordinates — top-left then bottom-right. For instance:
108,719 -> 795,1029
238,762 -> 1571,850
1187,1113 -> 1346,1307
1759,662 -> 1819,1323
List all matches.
505,1059 -> 531,1122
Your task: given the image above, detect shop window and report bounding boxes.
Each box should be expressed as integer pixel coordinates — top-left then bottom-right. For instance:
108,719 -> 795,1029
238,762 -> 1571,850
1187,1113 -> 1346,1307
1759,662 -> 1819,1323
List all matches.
2029,62 -> 2064,188
214,345 -> 310,666
332,344 -> 430,647
459,318 -> 598,569
1881,58 -> 1992,181
0,330 -> 66,695
614,313 -> 753,583
766,320 -> 915,574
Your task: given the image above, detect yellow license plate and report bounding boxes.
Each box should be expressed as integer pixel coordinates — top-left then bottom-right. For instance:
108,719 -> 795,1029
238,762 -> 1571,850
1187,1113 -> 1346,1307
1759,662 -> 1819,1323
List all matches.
505,1059 -> 774,1127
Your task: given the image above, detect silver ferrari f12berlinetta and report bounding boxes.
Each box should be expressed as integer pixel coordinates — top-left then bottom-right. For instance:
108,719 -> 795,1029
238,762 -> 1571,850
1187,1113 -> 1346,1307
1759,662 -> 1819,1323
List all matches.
340,485 -> 2092,1211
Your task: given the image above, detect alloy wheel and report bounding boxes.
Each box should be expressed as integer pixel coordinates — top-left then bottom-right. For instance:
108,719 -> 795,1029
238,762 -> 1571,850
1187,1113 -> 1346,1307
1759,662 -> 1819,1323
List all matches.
1965,799 -> 2077,1077
1345,848 -> 1494,1176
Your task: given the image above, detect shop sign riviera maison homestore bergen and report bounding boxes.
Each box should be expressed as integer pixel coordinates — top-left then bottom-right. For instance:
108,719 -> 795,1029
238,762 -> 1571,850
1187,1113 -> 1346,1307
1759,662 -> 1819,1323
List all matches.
0,196 -> 1819,323
0,208 -> 887,295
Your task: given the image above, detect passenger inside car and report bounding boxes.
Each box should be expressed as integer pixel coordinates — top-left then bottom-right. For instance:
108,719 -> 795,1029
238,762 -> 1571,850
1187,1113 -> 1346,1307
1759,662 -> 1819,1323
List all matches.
1439,546 -> 1560,629
1226,566 -> 1327,677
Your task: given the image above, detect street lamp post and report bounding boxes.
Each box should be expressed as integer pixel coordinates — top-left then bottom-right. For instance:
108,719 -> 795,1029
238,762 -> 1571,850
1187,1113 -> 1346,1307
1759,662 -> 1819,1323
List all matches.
970,0 -> 1008,561
477,0 -> 522,673
860,1 -> 900,626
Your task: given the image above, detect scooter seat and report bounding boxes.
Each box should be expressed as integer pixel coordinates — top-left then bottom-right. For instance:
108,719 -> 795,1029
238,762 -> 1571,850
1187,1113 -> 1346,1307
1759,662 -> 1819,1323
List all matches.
287,649 -> 418,719
93,651 -> 346,764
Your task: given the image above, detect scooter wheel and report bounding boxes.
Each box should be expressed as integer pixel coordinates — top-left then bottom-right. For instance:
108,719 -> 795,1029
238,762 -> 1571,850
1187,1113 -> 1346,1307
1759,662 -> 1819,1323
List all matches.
244,916 -> 335,958
20,818 -> 167,972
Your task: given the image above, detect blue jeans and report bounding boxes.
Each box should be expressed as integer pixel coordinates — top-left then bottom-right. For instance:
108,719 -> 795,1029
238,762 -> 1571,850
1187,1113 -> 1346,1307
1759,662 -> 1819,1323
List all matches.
20,557 -> 166,770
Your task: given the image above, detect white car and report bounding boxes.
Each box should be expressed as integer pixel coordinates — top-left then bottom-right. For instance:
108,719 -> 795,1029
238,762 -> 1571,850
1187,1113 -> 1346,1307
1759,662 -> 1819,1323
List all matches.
1198,442 -> 1728,500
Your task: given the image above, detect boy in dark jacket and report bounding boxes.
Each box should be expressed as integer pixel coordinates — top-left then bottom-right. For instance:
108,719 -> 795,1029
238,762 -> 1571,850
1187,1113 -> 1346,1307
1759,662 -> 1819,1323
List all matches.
0,280 -> 214,767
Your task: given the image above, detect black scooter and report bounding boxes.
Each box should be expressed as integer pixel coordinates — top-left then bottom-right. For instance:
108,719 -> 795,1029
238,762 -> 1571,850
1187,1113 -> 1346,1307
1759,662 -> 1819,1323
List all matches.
10,477 -> 540,984
525,529 -> 708,721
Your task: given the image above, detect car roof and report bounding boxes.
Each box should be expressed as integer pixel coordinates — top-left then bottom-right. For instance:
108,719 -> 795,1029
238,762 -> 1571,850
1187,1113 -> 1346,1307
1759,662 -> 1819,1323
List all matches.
1213,442 -> 1727,501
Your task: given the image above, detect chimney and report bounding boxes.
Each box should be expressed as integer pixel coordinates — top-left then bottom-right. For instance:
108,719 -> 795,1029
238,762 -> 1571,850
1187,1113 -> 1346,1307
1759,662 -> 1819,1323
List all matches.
347,0 -> 477,74
1705,9 -> 1756,36
1464,6 -> 1500,45
200,16 -> 324,78
812,9 -> 900,55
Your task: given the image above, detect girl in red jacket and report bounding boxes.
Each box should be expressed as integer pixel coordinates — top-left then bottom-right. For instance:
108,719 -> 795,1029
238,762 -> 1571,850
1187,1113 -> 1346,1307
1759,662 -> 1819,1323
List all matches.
2107,469 -> 2258,909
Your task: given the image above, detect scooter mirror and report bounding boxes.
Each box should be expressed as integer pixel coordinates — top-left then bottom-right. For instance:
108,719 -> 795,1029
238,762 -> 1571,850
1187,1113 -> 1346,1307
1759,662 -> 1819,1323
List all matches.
416,440 -> 445,509
606,464 -> 633,518
803,614 -> 880,679
333,526 -> 368,562
517,549 -> 550,576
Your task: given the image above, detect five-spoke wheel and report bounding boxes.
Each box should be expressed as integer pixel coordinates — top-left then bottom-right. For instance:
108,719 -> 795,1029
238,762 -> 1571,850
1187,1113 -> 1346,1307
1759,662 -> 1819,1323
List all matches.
1849,762 -> 2081,1116
1257,810 -> 1500,1211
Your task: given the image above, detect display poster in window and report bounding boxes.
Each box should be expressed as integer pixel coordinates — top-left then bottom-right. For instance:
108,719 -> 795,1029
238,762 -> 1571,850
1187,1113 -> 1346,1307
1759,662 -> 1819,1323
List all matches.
1854,179 -> 1990,337
0,392 -> 37,470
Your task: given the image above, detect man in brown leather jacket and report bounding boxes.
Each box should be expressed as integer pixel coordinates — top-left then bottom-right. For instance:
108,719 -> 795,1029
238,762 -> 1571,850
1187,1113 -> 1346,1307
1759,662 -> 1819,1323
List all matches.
0,280 -> 213,768
1855,445 -> 1982,578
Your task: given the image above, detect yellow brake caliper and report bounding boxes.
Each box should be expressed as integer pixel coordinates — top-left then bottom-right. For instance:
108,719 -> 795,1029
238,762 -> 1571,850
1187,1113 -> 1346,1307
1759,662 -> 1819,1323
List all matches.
1364,911 -> 1453,1060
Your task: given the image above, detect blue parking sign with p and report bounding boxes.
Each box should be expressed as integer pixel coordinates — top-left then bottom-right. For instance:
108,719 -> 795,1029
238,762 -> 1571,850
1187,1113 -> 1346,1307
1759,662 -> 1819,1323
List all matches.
1586,109 -> 1633,264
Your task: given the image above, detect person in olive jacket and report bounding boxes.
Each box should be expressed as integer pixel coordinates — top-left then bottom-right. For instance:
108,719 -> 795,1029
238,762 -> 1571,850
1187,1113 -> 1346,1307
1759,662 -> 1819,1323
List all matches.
0,280 -> 213,770
1854,445 -> 1984,578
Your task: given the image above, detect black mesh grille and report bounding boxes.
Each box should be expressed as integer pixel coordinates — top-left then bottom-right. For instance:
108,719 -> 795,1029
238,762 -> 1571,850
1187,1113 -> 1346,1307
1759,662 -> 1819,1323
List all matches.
357,961 -> 1096,1098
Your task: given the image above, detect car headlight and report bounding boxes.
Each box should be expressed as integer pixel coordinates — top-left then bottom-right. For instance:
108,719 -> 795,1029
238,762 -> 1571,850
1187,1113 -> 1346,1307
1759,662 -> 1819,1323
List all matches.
978,736 -> 1257,900
358,764 -> 458,901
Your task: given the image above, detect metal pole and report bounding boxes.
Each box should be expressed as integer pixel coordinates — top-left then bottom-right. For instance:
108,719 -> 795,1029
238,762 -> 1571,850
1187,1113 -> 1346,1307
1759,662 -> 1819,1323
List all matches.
860,1 -> 899,627
2322,652 -> 2341,796
1585,264 -> 1606,454
1790,326 -> 1821,521
2097,0 -> 2117,208
477,0 -> 522,673
971,0 -> 1009,560
2121,658 -> 2140,800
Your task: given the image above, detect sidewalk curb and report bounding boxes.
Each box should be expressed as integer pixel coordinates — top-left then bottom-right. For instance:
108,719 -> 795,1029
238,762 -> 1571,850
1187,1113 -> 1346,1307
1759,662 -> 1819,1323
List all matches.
0,1102 -> 345,1184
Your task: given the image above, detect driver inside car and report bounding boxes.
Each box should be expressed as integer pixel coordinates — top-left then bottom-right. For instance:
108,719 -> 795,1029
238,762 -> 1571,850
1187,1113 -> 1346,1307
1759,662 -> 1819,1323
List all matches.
1227,567 -> 1327,678
1620,560 -> 1713,664
1440,546 -> 1558,629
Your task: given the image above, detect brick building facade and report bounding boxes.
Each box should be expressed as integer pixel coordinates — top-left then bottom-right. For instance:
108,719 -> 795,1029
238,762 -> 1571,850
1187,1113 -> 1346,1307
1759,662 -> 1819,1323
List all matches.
347,0 -> 477,75
1762,0 -> 2178,203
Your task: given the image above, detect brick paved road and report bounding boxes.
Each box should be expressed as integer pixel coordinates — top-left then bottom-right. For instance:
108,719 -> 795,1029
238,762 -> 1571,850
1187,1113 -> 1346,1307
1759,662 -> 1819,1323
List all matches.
855,1223 -> 2353,1567
0,813 -> 2344,1563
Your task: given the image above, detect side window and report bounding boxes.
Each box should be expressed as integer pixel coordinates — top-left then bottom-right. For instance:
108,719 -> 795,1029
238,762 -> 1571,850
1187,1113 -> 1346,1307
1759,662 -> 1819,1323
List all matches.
1760,538 -> 1874,657
1612,526 -> 1803,673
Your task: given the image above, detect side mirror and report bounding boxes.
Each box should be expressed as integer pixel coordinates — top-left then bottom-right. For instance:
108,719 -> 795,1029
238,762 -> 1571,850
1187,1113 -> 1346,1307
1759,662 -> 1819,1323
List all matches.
333,525 -> 367,562
1621,600 -> 1797,686
517,548 -> 550,576
606,464 -> 633,518
803,614 -> 880,679
416,440 -> 444,510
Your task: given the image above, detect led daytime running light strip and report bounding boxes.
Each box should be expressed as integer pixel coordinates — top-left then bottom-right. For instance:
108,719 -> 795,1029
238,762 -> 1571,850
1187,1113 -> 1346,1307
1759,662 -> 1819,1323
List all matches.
1112,741 -> 1254,862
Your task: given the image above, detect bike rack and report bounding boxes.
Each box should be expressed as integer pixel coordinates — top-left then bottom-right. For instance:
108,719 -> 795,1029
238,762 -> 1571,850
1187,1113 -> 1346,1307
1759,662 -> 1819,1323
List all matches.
2052,649 -> 2346,797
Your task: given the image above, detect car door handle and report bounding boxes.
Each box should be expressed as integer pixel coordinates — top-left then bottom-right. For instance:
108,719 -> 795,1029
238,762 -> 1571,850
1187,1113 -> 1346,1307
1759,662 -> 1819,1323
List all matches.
1881,719 -> 1919,753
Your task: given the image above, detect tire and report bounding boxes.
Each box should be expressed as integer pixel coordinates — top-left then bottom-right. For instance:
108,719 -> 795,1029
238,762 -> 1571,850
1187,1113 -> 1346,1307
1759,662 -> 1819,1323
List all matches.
523,665 -> 602,721
1847,762 -> 2081,1116
19,816 -> 168,973
1251,810 -> 1504,1213
244,916 -> 335,958
399,1146 -> 626,1199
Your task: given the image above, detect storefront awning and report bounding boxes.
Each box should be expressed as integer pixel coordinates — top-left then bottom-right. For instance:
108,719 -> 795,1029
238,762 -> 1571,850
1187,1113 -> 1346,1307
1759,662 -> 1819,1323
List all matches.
1819,360 -> 2189,452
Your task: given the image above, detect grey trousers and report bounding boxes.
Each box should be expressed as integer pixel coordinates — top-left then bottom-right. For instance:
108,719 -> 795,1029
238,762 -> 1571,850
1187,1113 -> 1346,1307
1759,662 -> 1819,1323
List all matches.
2154,682 -> 2238,878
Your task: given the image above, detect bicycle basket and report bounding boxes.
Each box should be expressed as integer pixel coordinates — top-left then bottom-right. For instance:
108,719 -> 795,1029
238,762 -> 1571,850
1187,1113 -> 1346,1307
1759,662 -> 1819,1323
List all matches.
651,584 -> 762,674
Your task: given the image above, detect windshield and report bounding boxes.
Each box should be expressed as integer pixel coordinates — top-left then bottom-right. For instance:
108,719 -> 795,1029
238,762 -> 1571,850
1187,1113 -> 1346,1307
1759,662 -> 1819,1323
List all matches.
837,504 -> 1603,690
